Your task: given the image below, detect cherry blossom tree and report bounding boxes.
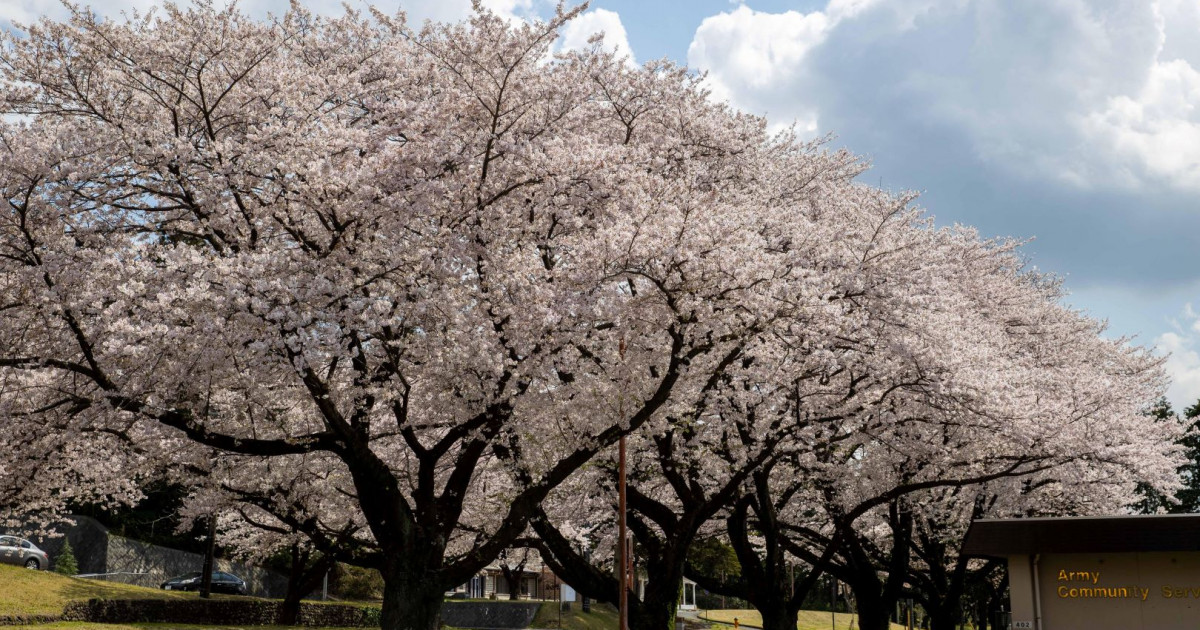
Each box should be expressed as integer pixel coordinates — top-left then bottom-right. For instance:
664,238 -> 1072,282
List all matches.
533,178 -> 941,630
0,3 -> 832,629
178,483 -> 344,623
0,5 -> 1180,630
683,220 -> 1181,630
758,284 -> 1179,630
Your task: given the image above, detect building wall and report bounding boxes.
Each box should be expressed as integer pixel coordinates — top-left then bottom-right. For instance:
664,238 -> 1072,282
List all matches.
1008,555 -> 1035,629
1009,551 -> 1200,630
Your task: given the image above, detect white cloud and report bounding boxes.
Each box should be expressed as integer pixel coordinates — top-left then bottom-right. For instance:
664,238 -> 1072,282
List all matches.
687,0 -> 1200,194
687,5 -> 833,133
2,0 -> 160,26
1081,58 -> 1200,191
558,8 -> 635,64
1158,304 -> 1200,409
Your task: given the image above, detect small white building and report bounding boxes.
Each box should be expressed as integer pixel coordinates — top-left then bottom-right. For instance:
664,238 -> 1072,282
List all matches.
632,575 -> 698,611
451,547 -> 699,612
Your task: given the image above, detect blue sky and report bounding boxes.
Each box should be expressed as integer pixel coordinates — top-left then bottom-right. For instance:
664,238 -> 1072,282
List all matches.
6,0 -> 1200,407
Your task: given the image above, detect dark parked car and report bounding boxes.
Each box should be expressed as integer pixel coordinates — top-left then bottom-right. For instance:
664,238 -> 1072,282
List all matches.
160,571 -> 247,595
0,536 -> 49,570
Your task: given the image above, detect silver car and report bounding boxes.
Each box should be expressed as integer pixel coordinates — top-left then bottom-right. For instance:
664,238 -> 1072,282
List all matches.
0,536 -> 49,570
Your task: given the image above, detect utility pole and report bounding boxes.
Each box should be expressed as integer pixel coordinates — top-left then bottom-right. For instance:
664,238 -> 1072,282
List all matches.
618,336 -> 629,630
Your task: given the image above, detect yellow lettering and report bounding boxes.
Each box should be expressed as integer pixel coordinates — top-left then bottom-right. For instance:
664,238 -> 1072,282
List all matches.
1058,570 -> 1069,581
1163,586 -> 1173,598
1058,586 -> 1069,598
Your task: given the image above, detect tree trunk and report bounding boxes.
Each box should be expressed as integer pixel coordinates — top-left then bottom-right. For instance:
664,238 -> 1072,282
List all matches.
855,597 -> 893,630
630,579 -> 677,630
199,515 -> 217,599
279,590 -> 306,626
928,605 -> 961,630
759,605 -> 800,630
278,546 -> 335,626
380,575 -> 443,630
279,545 -> 306,626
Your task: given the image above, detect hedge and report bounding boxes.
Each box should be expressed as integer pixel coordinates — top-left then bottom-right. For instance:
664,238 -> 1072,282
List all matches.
61,598 -> 382,627
0,614 -> 63,626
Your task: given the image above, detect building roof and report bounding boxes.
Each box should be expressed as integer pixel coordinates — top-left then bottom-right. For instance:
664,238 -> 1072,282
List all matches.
961,514 -> 1200,557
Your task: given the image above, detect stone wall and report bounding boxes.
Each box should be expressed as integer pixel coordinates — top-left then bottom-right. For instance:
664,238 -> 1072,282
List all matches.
440,601 -> 541,629
102,535 -> 289,598
2,516 -> 288,598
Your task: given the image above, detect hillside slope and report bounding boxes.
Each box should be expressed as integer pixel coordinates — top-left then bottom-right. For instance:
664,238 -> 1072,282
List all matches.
0,563 -> 212,617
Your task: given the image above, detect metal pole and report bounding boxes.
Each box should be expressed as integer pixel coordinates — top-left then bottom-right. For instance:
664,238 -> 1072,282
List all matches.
618,337 -> 629,630
619,437 -> 629,630
831,578 -> 835,630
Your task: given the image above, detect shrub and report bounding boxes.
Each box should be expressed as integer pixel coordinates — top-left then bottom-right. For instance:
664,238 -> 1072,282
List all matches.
333,564 -> 384,601
61,598 -> 381,626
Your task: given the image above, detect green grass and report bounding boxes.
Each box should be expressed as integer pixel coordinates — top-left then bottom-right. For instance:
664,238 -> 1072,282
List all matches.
529,602 -> 907,630
0,564 -> 217,617
0,565 -> 386,630
31,619 -> 355,624
701,608 -> 907,630
531,600 -> 620,630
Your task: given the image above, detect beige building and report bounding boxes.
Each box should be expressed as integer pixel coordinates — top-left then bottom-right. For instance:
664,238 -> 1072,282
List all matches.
963,515 -> 1200,630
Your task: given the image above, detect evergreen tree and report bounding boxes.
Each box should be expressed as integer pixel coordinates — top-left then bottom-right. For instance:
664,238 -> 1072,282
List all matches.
1134,398 -> 1200,514
1171,400 -> 1200,512
54,539 -> 78,575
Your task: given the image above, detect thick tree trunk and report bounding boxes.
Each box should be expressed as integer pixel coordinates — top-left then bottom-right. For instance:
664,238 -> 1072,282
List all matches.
927,604 -> 961,630
759,605 -> 800,630
627,539 -> 696,630
854,596 -> 893,630
278,548 -> 335,626
380,575 -> 443,630
279,545 -> 306,626
279,590 -> 306,626
500,565 -> 524,600
200,515 -> 217,599
630,580 -> 678,630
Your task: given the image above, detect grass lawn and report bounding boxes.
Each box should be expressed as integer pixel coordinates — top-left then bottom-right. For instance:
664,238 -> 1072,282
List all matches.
0,564 -> 217,617
701,608 -> 907,630
0,572 -> 910,630
0,564 -> 370,630
27,619 -> 355,624
530,600 -> 620,630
